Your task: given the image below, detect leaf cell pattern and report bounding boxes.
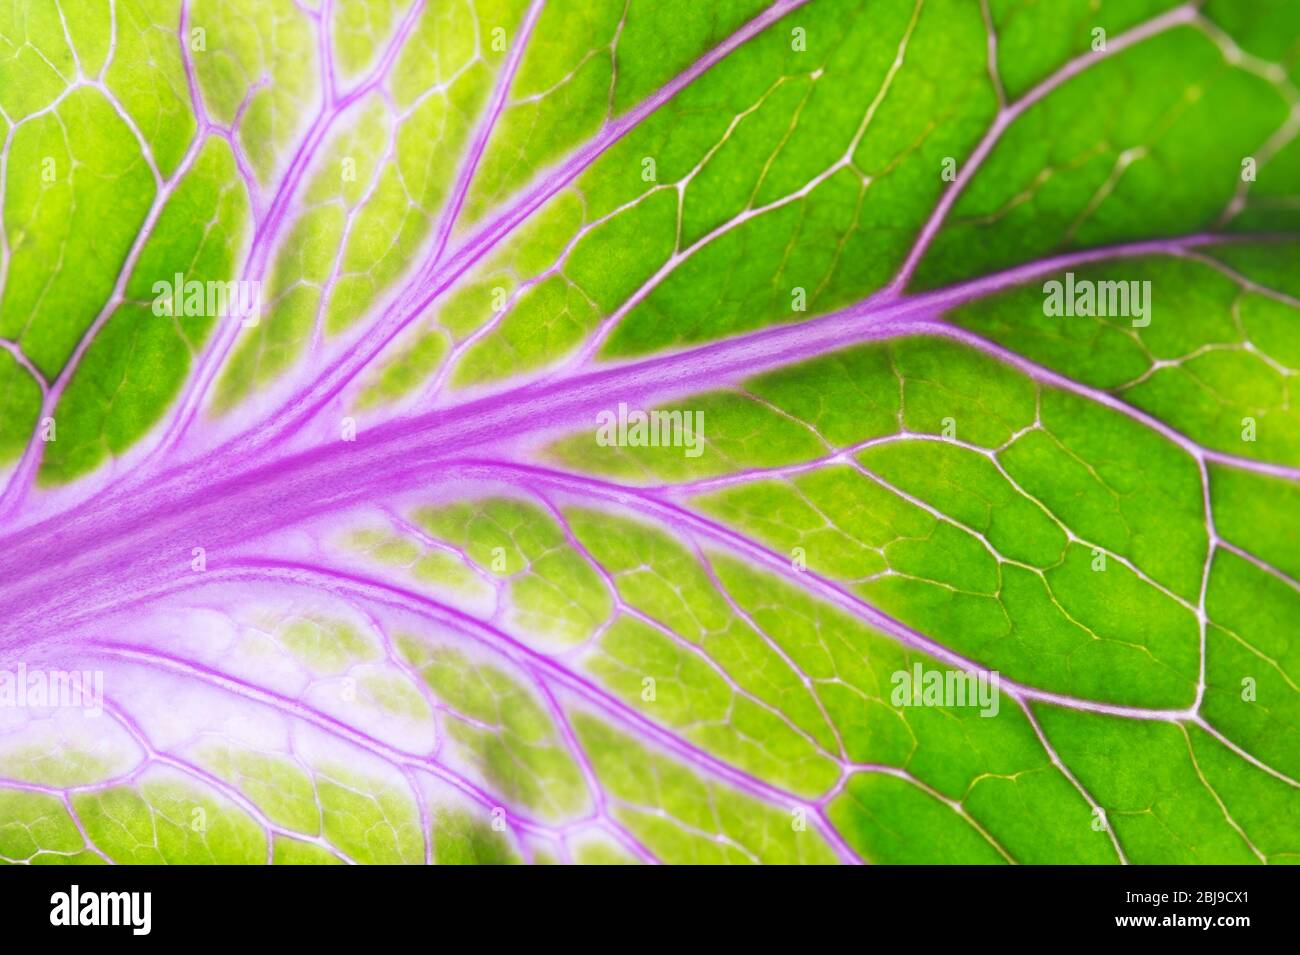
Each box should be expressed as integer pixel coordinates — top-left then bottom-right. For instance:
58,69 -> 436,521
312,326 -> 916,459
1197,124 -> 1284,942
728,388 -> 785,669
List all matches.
0,0 -> 1297,865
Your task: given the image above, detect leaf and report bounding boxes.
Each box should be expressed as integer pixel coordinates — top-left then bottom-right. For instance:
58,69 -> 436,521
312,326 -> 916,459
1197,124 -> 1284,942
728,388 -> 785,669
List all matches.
0,0 -> 1296,865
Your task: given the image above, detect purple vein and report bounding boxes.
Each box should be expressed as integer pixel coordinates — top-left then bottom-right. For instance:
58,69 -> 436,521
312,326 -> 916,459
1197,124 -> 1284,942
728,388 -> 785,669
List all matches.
448,458 -> 1199,721
886,3 -> 1200,295
530,677 -> 661,865
4,0 -> 1296,867
219,558 -> 836,810
919,321 -> 1300,483
251,0 -> 816,444
3,235 -> 1292,627
0,340 -> 48,395
85,639 -> 619,845
156,0 -> 430,456
87,558 -> 862,862
100,697 -> 354,864
423,0 -> 546,271
0,130 -> 209,521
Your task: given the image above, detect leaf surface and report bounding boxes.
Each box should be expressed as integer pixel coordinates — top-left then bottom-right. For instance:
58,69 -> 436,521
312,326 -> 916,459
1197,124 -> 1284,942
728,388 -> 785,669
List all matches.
0,0 -> 1296,864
